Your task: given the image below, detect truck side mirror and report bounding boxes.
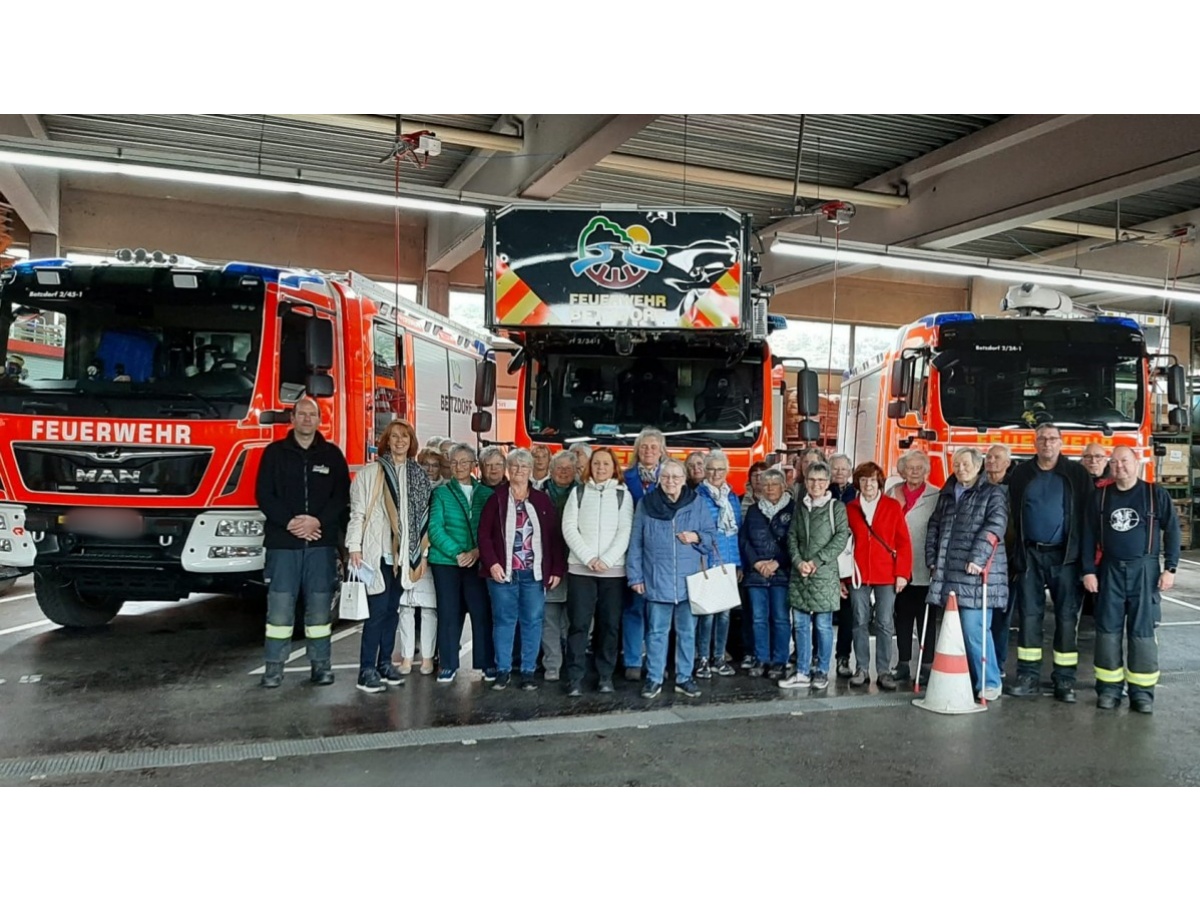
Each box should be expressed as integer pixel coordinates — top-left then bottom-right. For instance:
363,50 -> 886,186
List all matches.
796,369 -> 820,417
1167,363 -> 1186,407
306,374 -> 334,398
889,358 -> 910,399
887,399 -> 907,419
798,420 -> 820,442
306,317 -> 334,371
476,358 -> 496,408
471,410 -> 493,434
1169,406 -> 1189,430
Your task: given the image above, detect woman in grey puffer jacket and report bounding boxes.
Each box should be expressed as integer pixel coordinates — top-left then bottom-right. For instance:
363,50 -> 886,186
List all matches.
925,447 -> 1008,700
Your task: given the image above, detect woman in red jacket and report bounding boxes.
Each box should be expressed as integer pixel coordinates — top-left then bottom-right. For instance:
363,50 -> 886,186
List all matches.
845,461 -> 913,691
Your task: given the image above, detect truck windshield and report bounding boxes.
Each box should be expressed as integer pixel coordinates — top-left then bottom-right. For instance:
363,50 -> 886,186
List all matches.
0,283 -> 264,419
937,344 -> 1144,430
526,350 -> 763,447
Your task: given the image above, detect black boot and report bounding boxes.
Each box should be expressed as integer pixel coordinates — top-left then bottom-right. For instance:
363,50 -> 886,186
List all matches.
310,661 -> 335,686
260,662 -> 284,689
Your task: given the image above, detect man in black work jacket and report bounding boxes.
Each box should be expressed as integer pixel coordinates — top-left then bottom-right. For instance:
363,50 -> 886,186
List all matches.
1004,423 -> 1094,702
255,397 -> 350,688
1082,446 -> 1179,714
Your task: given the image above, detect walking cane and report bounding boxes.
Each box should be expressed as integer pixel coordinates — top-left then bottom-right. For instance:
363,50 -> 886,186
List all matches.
913,602 -> 931,695
979,535 -> 1000,709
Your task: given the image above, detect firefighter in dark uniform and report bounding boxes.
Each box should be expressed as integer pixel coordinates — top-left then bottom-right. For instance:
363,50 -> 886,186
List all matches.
1004,423 -> 1094,702
1081,446 -> 1179,714
255,397 -> 351,688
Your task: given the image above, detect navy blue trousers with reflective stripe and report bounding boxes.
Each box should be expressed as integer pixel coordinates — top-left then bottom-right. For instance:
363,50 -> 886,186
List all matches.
1094,556 -> 1160,702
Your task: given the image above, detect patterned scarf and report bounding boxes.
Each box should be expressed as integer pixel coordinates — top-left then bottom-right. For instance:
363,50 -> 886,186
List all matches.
378,456 -> 431,575
757,493 -> 791,521
637,463 -> 659,493
703,481 -> 738,535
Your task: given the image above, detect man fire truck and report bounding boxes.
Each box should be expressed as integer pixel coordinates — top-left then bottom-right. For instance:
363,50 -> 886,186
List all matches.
0,255 -> 494,627
485,205 -> 819,493
837,287 -> 1186,485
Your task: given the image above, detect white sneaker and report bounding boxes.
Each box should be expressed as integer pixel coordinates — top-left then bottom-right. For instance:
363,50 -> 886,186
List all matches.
982,686 -> 1002,701
779,671 -> 812,689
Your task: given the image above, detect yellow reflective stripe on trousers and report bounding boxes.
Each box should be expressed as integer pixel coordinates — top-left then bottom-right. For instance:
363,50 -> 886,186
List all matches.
1125,668 -> 1160,687
1053,651 -> 1079,667
305,624 -> 332,639
265,624 -> 293,640
1017,647 -> 1043,662
1094,666 -> 1125,684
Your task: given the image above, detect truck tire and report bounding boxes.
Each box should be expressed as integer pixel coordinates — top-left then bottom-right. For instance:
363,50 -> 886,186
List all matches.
0,576 -> 17,595
34,570 -> 125,628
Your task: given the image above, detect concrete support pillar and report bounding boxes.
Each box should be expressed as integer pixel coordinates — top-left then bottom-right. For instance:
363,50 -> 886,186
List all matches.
424,270 -> 450,316
28,231 -> 59,259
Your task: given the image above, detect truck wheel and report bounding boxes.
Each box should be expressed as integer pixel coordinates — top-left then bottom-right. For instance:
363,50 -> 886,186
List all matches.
34,571 -> 125,628
0,576 -> 17,595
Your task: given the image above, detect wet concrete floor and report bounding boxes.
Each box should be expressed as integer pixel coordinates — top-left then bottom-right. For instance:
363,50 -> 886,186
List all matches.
4,554 -> 1200,786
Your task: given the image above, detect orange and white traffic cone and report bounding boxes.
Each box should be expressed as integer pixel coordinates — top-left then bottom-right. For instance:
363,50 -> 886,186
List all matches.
912,591 -> 985,715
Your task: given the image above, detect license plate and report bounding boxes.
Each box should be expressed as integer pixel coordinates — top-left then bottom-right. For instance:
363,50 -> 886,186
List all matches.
62,509 -> 145,539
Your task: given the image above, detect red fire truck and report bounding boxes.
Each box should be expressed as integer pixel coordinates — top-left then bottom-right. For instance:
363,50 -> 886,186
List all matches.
837,301 -> 1186,486
0,256 -> 494,626
485,205 -> 819,493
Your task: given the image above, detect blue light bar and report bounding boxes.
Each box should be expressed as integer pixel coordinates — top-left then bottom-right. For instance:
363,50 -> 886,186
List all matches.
1094,315 -> 1141,330
767,314 -> 788,332
223,262 -> 286,282
933,312 -> 975,326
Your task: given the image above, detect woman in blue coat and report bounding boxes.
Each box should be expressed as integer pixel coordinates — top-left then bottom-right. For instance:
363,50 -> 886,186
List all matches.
627,458 -> 718,700
926,447 -> 1009,701
739,468 -> 793,675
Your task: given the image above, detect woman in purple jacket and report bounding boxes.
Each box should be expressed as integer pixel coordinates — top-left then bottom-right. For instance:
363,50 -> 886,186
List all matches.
477,448 -> 566,691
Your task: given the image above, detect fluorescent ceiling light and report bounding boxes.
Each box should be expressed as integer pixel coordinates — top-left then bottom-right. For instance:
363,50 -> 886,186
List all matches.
0,149 -> 486,218
771,234 -> 1200,304
2,247 -> 30,259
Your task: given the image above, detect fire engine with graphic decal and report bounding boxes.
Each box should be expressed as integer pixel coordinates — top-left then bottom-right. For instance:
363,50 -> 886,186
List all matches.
0,256 -> 495,627
485,205 -> 820,493
837,286 -> 1186,486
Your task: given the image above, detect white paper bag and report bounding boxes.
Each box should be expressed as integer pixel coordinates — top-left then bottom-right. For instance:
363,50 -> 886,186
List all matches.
687,562 -> 741,616
338,571 -> 369,620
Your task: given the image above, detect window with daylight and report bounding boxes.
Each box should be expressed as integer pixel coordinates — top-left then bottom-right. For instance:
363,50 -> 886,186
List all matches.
450,291 -> 486,332
768,320 -> 851,372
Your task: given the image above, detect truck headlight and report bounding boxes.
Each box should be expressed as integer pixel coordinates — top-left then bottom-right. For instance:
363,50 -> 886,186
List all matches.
216,519 -> 264,537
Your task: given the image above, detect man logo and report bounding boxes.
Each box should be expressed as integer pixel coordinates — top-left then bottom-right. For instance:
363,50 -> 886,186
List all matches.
1110,507 -> 1140,532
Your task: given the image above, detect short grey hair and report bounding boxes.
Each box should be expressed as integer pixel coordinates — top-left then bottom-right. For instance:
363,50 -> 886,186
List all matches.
633,427 -> 666,455
953,447 -> 983,467
704,449 -> 729,467
425,435 -> 447,449
986,443 -> 1011,459
570,443 -> 593,460
903,450 -> 931,473
759,469 -> 786,489
506,447 -> 534,471
478,446 -> 507,466
448,442 -> 476,463
1035,422 -> 1061,437
806,462 -> 831,481
658,457 -> 686,479
827,453 -> 852,469
550,450 -> 577,469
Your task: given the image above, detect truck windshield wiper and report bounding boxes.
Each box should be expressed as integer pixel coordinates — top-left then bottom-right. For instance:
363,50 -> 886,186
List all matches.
145,390 -> 222,418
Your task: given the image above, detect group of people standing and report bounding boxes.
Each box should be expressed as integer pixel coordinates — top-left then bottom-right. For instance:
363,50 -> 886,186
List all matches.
254,399 -> 1179,715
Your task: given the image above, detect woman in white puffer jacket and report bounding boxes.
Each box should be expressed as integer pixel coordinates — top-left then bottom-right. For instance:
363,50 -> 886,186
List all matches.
560,447 -> 634,696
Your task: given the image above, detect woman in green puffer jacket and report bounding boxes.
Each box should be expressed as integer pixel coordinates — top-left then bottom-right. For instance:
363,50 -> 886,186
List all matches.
783,462 -> 850,691
428,443 -> 496,683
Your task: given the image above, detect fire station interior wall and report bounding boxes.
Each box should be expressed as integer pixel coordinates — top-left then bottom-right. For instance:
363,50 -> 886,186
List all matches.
771,271 -> 970,326
59,186 -> 427,280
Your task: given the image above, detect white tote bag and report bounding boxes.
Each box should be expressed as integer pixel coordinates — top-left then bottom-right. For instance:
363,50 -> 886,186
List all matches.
687,544 -> 741,616
830,503 -> 860,586
338,570 -> 370,621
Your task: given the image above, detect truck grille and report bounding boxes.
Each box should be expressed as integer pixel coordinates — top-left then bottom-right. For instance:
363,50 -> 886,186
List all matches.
12,444 -> 213,496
